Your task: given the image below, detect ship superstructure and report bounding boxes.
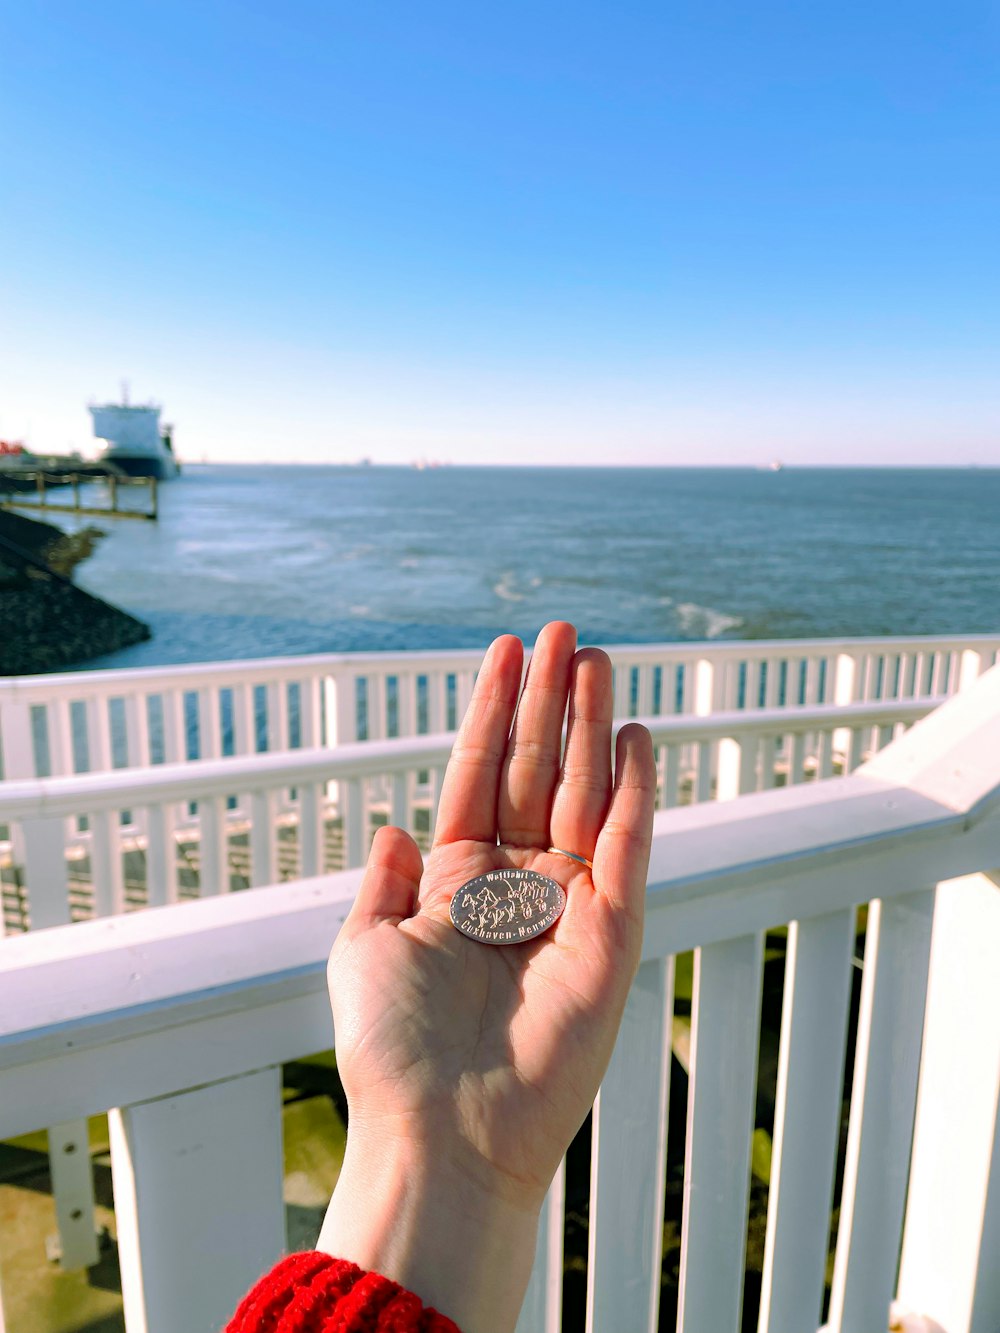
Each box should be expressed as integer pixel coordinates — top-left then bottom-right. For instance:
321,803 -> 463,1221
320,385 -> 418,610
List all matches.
89,392 -> 179,479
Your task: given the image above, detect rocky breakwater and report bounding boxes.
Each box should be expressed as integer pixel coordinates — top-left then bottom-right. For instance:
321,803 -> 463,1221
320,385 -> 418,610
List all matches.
0,509 -> 150,674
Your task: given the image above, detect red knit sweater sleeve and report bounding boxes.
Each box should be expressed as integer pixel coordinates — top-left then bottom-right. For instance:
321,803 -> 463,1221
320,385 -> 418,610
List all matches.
225,1251 -> 463,1333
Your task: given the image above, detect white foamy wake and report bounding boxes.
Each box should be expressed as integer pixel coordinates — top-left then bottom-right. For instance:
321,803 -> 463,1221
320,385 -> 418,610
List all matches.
674,602 -> 743,638
493,570 -> 532,602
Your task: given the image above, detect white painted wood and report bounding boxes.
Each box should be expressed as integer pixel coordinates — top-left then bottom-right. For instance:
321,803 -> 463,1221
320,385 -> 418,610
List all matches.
827,889 -> 936,1333
145,805 -> 176,906
804,656 -> 822,706
85,696 -> 112,771
297,783 -> 324,879
48,1120 -> 100,1269
695,740 -> 712,802
299,676 -> 323,748
266,680 -> 289,751
46,697 -> 74,777
341,778 -> 365,867
197,796 -> 229,894
758,909 -> 855,1333
197,687 -> 222,760
789,731 -> 807,783
390,771 -> 409,829
897,873 -> 1000,1333
516,1161 -> 565,1333
677,933 -> 764,1333
90,808 -> 126,916
123,694 -> 151,769
0,698 -> 34,781
587,957 -> 673,1333
110,1067 -> 284,1333
693,658 -> 718,716
663,744 -> 681,807
396,672 -> 415,739
22,817 -> 69,929
760,735 -> 779,789
160,690 -> 186,763
250,790 -> 279,886
430,764 -> 447,834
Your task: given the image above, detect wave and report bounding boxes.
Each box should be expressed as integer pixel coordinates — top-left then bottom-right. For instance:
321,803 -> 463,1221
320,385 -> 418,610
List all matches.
674,602 -> 743,639
493,570 -> 542,602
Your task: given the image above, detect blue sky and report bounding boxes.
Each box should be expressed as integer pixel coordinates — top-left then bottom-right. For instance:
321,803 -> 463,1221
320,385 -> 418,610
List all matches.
2,2 -> 998,465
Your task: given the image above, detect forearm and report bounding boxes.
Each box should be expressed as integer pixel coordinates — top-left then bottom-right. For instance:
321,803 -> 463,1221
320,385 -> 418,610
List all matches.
317,1134 -> 540,1333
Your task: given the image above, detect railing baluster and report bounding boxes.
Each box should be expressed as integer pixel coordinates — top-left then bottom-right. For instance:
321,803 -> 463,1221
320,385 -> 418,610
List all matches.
85,695 -> 112,772
758,909 -> 855,1333
827,889 -> 935,1333
341,778 -> 365,867
90,808 -> 125,916
124,693 -> 151,768
146,805 -> 177,906
516,1161 -> 565,1333
198,796 -> 229,894
789,730 -> 807,784
430,763 -> 447,834
110,1068 -> 284,1333
250,790 -> 279,885
23,815 -> 70,929
695,740 -> 712,803
48,1120 -> 100,1269
677,933 -> 764,1333
198,687 -> 222,760
897,873 -> 1000,1333
390,771 -> 409,829
586,957 -> 673,1333
265,680 -> 289,751
298,783 -> 325,879
300,675 -> 323,748
663,744 -> 681,807
162,690 -> 186,762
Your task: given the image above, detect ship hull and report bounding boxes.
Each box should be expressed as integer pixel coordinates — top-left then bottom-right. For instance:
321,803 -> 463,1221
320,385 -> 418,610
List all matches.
101,453 -> 180,480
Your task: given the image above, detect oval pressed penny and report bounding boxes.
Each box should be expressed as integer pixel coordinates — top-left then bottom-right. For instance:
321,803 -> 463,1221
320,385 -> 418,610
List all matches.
449,868 -> 567,945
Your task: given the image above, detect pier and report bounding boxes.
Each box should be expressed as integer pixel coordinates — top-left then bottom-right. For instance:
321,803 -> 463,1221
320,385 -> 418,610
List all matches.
0,470 -> 159,522
0,635 -> 998,1333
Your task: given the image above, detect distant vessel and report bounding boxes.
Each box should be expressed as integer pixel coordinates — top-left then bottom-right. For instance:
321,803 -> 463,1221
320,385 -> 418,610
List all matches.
767,459 -> 784,472
90,388 -> 180,479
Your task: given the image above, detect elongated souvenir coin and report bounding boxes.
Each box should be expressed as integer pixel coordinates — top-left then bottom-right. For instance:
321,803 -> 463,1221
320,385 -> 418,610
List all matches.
449,868 -> 567,945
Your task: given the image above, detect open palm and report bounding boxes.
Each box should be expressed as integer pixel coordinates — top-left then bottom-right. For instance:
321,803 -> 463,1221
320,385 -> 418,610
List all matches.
327,621 -> 656,1209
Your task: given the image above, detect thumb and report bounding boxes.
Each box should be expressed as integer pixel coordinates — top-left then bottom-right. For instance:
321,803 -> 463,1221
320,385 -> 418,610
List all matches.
343,824 -> 423,934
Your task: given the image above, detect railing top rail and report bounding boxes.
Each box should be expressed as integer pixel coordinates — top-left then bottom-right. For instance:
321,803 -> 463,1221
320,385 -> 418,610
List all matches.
0,769 -> 983,1067
1,632 -> 997,697
0,698 -> 939,818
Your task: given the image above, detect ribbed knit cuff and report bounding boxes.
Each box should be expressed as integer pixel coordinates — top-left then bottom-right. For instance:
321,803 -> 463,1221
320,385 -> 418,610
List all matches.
226,1251 -> 462,1332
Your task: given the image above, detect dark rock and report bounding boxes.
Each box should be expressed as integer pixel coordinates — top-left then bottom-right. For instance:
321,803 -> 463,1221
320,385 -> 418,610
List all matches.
0,511 -> 150,675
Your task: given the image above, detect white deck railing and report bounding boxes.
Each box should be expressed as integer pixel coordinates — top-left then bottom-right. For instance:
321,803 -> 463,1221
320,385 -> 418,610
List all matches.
3,630 -> 999,938
1,661 -> 999,1333
3,634 -> 997,784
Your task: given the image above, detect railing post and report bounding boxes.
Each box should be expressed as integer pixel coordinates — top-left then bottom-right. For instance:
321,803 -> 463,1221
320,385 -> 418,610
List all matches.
958,648 -> 990,693
110,1068 -> 285,1333
896,872 -> 1000,1333
23,814 -> 102,1269
827,888 -> 935,1333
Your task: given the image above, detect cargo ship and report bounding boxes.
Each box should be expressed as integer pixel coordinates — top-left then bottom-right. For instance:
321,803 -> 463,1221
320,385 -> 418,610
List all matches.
89,392 -> 180,480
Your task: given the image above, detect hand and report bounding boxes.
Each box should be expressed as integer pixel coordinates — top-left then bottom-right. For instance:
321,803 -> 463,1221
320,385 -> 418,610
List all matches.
318,621 -> 656,1331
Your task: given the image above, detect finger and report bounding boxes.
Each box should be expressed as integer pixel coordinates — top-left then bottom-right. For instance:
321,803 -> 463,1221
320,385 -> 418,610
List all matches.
549,647 -> 613,863
591,724 -> 656,923
341,825 -> 423,937
498,620 -> 577,848
432,634 -> 524,847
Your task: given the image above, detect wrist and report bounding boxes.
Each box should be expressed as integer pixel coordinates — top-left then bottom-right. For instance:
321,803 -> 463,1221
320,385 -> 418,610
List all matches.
317,1132 -> 541,1333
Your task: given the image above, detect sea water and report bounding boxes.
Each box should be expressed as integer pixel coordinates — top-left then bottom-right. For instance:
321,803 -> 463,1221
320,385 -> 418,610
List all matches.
67,465 -> 1000,670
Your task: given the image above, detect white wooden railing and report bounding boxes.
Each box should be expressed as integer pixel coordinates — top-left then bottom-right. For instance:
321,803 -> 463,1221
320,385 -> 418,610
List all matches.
1,662 -> 999,1333
3,634 -> 997,785
0,698 -> 947,934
